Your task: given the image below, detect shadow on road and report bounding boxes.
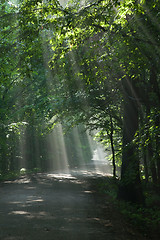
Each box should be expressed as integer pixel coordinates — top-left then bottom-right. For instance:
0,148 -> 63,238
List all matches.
0,173 -> 146,240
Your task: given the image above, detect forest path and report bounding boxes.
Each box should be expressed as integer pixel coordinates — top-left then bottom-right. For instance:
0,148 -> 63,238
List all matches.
0,173 -> 147,240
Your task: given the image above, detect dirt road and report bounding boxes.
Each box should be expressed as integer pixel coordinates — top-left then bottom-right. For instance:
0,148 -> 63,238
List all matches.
0,173 -> 147,240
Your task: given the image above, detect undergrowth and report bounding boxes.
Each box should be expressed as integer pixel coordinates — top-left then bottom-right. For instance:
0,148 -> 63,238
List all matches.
91,176 -> 160,238
0,168 -> 41,182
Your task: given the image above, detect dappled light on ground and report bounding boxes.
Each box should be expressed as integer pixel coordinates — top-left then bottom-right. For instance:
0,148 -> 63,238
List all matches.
46,173 -> 77,180
0,174 -> 147,240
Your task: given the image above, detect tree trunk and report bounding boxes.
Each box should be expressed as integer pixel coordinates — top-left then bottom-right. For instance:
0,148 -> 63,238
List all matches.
118,78 -> 144,204
143,148 -> 149,184
110,135 -> 116,177
147,143 -> 157,185
109,115 -> 116,177
155,117 -> 160,185
156,157 -> 160,185
0,127 -> 8,173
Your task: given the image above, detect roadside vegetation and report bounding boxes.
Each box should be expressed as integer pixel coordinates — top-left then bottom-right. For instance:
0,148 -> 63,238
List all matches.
89,176 -> 160,239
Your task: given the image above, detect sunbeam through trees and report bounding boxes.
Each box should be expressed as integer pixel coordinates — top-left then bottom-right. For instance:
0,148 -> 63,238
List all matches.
0,0 -> 160,238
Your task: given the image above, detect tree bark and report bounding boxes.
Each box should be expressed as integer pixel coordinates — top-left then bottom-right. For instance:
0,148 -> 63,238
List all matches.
155,117 -> 160,186
118,78 -> 144,204
143,148 -> 149,184
0,126 -> 8,173
147,143 -> 157,185
109,115 -> 116,177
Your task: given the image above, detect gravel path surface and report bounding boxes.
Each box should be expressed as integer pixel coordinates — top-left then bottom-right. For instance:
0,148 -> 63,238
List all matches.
0,173 -> 147,240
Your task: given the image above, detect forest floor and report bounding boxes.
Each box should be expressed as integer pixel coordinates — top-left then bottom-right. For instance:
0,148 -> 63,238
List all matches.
0,172 -> 156,240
